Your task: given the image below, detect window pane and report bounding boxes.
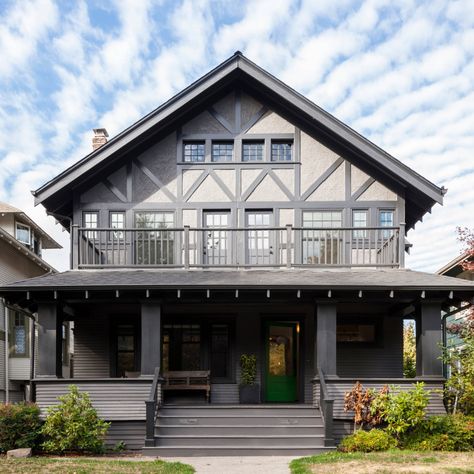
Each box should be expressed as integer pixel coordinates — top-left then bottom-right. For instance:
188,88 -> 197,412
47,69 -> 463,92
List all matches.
12,313 -> 27,355
110,212 -> 125,239
302,211 -> 342,264
83,212 -> 98,239
116,324 -> 135,377
271,141 -> 292,161
212,142 -> 233,162
135,212 -> 175,265
183,142 -> 205,162
204,212 -> 230,265
380,210 -> 394,238
242,141 -> 264,161
352,210 -> 368,238
337,324 -> 375,342
16,224 -> 30,245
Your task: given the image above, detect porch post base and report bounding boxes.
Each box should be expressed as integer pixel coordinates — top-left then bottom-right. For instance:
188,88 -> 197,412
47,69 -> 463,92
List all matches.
144,439 -> 156,447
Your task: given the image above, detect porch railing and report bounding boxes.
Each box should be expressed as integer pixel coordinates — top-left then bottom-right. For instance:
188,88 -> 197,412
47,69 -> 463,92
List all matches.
316,368 -> 335,447
145,367 -> 163,447
74,225 -> 403,269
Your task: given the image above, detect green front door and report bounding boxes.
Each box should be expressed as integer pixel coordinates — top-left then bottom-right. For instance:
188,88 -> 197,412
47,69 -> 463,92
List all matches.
265,322 -> 298,402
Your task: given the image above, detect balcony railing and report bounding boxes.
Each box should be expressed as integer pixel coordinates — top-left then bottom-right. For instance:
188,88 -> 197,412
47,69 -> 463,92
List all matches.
73,225 -> 403,269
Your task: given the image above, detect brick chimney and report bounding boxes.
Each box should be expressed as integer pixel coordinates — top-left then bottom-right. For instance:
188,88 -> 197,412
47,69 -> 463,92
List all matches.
92,128 -> 109,150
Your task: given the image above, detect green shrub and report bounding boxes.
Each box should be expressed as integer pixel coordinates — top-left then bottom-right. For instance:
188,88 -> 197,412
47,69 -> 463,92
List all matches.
402,414 -> 474,451
339,429 -> 398,453
41,385 -> 110,454
0,402 -> 42,453
371,382 -> 429,437
240,354 -> 257,385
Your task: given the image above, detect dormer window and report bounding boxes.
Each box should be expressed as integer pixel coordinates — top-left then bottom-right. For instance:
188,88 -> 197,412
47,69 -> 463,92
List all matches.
212,141 -> 233,162
271,140 -> 293,161
15,223 -> 31,245
183,141 -> 205,162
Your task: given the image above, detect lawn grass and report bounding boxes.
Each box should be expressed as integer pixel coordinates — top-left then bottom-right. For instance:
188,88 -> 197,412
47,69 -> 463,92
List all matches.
290,450 -> 474,474
0,456 -> 195,474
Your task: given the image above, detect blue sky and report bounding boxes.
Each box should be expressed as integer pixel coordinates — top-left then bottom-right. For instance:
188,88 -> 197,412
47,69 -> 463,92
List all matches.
0,0 -> 473,272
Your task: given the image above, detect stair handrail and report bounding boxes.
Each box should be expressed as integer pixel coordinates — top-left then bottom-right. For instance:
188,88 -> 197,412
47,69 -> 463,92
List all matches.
145,367 -> 164,447
317,367 -> 335,447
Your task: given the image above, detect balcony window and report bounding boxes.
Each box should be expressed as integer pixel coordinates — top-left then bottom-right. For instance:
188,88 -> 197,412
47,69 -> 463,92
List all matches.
83,212 -> 98,239
380,210 -> 394,238
183,142 -> 205,162
246,211 -> 273,265
212,141 -> 233,162
271,140 -> 293,161
203,211 -> 230,265
302,211 -> 342,264
10,312 -> 29,357
110,211 -> 125,239
352,210 -> 368,239
242,141 -> 264,161
15,223 -> 30,245
135,212 -> 174,265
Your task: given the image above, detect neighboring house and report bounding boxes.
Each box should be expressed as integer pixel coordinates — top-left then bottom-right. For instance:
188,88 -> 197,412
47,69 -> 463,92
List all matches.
0,202 -> 62,402
438,253 -> 474,349
1,53 -> 474,455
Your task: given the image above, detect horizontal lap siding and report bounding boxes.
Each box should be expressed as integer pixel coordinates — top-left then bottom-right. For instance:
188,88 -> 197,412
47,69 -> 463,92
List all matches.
35,382 -> 151,420
211,383 -> 239,404
334,420 -> 353,444
105,421 -> 145,450
337,316 -> 403,378
74,317 -> 110,378
314,380 -> 445,420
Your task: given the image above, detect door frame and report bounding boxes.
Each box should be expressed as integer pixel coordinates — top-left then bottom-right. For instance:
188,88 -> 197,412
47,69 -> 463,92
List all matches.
260,314 -> 305,403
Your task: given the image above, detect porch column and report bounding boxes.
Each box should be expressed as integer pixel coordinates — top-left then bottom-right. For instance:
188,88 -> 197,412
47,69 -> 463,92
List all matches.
416,301 -> 443,377
316,302 -> 337,376
37,303 -> 61,378
141,302 -> 161,376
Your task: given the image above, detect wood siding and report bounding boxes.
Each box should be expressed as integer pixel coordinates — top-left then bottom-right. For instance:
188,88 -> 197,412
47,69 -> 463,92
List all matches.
105,421 -> 145,450
35,380 -> 151,420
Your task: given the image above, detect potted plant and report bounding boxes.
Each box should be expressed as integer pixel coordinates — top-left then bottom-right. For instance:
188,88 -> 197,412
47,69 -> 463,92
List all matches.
239,354 -> 260,404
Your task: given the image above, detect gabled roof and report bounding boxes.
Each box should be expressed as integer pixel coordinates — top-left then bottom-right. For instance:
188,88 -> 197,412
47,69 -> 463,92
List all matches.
0,201 -> 61,249
33,52 -> 445,229
437,252 -> 473,278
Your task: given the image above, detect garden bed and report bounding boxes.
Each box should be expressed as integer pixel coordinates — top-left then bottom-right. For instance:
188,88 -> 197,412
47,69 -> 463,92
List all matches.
290,451 -> 474,474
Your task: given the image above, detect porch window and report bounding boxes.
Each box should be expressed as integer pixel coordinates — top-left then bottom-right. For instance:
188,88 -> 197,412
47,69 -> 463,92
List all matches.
116,324 -> 137,377
10,312 -> 29,357
135,212 -> 174,265
162,324 -> 201,371
337,317 -> 380,344
302,211 -> 342,264
210,324 -> 231,380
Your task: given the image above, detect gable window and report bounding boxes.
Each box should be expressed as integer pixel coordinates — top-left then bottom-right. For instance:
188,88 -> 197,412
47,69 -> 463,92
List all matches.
15,223 -> 31,246
379,210 -> 395,238
242,141 -> 264,161
212,141 -> 233,162
302,211 -> 343,264
83,212 -> 99,239
110,211 -> 125,239
135,212 -> 174,264
352,210 -> 368,238
183,141 -> 205,162
10,312 -> 29,357
271,140 -> 293,161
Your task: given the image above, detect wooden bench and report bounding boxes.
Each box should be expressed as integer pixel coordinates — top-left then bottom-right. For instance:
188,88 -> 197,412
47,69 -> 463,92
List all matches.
162,370 -> 211,403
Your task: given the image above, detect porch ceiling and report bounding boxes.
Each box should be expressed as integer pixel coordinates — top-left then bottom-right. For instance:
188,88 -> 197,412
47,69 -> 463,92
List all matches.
3,268 -> 474,292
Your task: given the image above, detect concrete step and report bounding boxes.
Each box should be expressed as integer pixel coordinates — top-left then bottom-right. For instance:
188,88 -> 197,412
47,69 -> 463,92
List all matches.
156,434 -> 325,447
159,405 -> 317,417
143,446 -> 335,456
156,424 -> 324,436
157,414 -> 322,426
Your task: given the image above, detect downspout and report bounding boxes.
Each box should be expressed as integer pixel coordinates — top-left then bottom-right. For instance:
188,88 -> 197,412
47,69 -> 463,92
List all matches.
4,303 -> 9,403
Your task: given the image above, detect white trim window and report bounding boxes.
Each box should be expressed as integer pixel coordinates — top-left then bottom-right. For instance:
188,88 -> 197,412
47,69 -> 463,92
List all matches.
271,140 -> 293,161
379,210 -> 395,238
183,141 -> 205,162
212,141 -> 233,162
110,211 -> 125,239
352,210 -> 368,239
83,212 -> 99,239
15,222 -> 31,245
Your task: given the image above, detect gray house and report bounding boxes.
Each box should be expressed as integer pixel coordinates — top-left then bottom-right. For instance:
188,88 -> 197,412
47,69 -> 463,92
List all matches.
1,53 -> 474,455
0,202 -> 62,402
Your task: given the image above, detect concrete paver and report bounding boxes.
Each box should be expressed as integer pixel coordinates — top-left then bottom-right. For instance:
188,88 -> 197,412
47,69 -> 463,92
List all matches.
162,456 -> 298,474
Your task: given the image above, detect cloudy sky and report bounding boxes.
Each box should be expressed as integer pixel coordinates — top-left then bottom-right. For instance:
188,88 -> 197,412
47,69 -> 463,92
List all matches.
0,0 -> 473,272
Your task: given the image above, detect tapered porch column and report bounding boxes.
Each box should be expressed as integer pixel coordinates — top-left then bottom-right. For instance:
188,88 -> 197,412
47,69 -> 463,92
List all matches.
141,302 -> 161,376
37,303 -> 62,378
316,302 -> 337,376
416,301 -> 443,377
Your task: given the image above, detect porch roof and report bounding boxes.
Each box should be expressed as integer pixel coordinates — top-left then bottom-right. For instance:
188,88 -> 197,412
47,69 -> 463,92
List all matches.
3,268 -> 474,292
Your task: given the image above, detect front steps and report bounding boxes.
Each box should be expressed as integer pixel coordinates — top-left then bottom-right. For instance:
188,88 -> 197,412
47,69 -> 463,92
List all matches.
143,405 -> 335,456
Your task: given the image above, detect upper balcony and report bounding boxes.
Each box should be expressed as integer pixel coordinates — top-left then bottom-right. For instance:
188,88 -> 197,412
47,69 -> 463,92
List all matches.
72,225 -> 404,270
